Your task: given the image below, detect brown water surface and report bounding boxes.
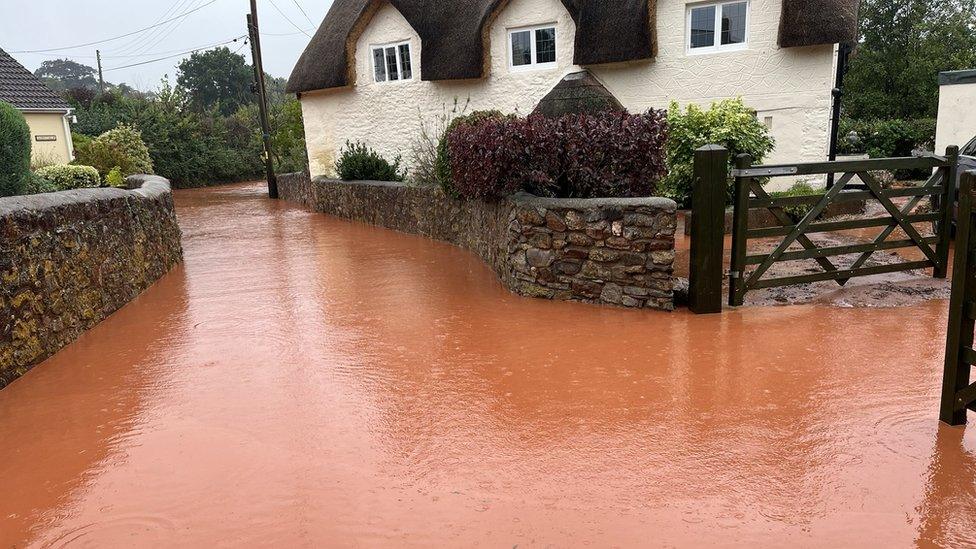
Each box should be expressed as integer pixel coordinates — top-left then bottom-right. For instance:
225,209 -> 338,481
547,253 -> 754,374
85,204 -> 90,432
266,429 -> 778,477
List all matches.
1,182 -> 974,547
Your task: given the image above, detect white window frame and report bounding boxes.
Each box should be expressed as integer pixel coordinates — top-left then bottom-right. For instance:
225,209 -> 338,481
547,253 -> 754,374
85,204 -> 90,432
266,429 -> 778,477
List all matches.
370,40 -> 413,84
507,24 -> 558,72
686,0 -> 749,55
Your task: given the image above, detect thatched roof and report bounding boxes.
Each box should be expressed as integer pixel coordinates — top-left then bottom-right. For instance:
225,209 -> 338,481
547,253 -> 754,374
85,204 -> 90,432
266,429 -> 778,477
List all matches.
778,0 -> 859,48
288,0 -> 858,94
533,71 -> 624,118
287,0 -> 657,93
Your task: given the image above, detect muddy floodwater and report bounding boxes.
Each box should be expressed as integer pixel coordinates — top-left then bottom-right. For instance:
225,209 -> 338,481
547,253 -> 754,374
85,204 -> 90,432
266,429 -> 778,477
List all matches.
1,182 -> 974,547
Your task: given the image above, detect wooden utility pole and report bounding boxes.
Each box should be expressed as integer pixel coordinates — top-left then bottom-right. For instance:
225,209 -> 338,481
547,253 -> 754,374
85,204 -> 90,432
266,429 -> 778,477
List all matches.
247,1 -> 279,199
96,50 -> 104,95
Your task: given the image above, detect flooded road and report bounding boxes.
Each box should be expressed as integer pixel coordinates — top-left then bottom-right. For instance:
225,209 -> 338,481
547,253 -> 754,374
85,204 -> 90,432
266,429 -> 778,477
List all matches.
1,182 -> 974,547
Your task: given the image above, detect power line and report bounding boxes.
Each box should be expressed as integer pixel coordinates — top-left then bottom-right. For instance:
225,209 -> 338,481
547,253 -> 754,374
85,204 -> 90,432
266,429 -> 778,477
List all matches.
266,0 -> 311,37
126,0 -> 205,58
102,35 -> 246,72
8,0 -> 220,54
106,0 -> 194,55
289,0 -> 316,27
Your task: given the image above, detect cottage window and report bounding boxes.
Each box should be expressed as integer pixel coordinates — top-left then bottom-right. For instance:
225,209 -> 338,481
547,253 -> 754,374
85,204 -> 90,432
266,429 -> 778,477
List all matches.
509,25 -> 557,71
371,41 -> 413,83
687,1 -> 748,54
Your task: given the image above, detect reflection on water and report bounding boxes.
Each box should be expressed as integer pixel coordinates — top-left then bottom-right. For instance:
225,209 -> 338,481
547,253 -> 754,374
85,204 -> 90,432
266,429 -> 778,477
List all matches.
0,182 -> 973,547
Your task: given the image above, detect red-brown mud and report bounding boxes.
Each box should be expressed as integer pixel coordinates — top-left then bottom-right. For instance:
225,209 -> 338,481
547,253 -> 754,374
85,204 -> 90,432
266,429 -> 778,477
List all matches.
1,182 -> 974,547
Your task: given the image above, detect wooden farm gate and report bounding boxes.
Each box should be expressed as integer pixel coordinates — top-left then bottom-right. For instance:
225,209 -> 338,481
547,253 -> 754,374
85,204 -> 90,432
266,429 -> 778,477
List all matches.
941,169 -> 976,426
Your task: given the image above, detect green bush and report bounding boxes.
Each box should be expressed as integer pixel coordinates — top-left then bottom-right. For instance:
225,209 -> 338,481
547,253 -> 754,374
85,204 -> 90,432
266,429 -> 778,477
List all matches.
769,182 -> 821,221
0,101 -> 32,197
77,124 -> 154,178
334,141 -> 405,182
838,118 -> 937,158
105,167 -> 125,188
435,110 -> 508,197
34,164 -> 101,190
661,99 -> 775,208
22,174 -> 59,195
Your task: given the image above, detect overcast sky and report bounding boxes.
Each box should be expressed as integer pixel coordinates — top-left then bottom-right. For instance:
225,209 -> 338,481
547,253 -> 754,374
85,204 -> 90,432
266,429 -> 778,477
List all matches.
1,0 -> 334,90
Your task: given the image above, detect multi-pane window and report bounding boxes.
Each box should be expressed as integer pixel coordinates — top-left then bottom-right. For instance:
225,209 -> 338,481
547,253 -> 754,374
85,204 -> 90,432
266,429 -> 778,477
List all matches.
509,25 -> 557,70
372,41 -> 413,83
687,1 -> 748,53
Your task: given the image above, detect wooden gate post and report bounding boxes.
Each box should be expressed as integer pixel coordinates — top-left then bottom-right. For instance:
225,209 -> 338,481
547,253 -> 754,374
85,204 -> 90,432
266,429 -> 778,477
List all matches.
729,154 -> 753,307
941,170 -> 976,426
935,145 -> 959,279
689,144 -> 729,314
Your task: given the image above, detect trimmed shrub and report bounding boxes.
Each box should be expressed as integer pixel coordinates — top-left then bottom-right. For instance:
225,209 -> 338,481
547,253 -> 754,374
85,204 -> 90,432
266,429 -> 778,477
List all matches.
23,174 -> 59,195
662,99 -> 775,208
838,118 -> 937,158
35,164 -> 101,190
435,110 -> 508,197
105,167 -> 125,188
0,100 -> 31,197
446,110 -> 668,200
76,123 -> 154,178
335,141 -> 406,182
769,182 -> 820,221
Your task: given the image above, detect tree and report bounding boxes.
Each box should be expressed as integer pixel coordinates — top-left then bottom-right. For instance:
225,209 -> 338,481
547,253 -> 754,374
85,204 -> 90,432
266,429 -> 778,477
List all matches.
844,0 -> 976,120
176,47 -> 254,116
34,59 -> 99,91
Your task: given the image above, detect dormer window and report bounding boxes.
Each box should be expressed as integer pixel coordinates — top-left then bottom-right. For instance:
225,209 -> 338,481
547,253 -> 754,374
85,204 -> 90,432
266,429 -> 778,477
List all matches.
372,41 -> 412,83
687,1 -> 749,54
508,25 -> 557,71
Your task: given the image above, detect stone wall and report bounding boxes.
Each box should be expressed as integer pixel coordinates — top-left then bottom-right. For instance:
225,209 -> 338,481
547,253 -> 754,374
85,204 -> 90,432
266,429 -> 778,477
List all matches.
0,175 -> 183,388
278,173 -> 676,310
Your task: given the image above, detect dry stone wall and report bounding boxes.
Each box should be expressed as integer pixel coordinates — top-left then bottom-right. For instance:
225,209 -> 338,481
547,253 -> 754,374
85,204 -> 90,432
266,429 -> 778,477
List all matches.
0,175 -> 183,388
278,173 -> 676,311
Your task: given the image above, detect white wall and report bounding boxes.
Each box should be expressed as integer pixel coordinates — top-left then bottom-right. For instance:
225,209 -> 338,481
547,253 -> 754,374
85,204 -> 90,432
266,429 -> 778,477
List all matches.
936,80 -> 976,154
301,0 -> 836,186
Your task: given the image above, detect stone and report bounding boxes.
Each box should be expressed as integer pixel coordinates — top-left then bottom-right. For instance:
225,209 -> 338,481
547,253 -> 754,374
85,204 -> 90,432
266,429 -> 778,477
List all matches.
650,250 -> 676,266
517,208 -> 545,226
600,283 -> 624,304
545,211 -> 568,232
589,248 -> 621,263
606,237 -> 631,250
555,260 -> 583,275
565,210 -> 586,230
624,213 -> 656,227
562,247 -> 590,260
611,220 -> 624,237
566,232 -> 593,247
581,261 -> 611,280
528,232 -> 552,250
552,239 -> 567,250
621,295 -> 643,308
571,280 -> 603,299
526,248 -> 556,268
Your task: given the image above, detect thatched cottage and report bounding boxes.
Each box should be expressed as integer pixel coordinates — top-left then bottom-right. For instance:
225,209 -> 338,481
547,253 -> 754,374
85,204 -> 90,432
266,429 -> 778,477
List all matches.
288,0 -> 859,179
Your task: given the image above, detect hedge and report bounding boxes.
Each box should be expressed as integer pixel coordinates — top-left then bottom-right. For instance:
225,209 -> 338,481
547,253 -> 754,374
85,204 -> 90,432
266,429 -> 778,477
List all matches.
447,110 -> 668,200
34,164 -> 101,190
0,101 -> 31,197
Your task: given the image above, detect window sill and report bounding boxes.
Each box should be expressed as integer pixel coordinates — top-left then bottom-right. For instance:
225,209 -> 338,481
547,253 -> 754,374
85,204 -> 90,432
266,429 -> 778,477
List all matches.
685,44 -> 749,56
509,62 -> 559,74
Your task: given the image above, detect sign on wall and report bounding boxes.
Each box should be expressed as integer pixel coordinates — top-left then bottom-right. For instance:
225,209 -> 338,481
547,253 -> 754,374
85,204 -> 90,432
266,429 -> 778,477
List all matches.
34,135 -> 57,142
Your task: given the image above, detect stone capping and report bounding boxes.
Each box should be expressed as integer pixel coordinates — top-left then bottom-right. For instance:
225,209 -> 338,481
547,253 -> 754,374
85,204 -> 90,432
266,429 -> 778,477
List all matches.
0,174 -> 173,217
277,173 -> 678,311
0,175 -> 183,388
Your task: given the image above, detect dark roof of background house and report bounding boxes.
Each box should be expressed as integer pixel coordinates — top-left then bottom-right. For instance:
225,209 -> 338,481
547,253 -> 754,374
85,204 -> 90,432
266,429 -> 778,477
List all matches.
0,48 -> 70,111
288,0 -> 859,94
778,0 -> 859,48
533,70 -> 624,117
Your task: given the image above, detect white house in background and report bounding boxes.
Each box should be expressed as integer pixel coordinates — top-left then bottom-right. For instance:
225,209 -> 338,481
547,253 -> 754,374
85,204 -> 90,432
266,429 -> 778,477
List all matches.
936,70 -> 976,156
288,0 -> 859,181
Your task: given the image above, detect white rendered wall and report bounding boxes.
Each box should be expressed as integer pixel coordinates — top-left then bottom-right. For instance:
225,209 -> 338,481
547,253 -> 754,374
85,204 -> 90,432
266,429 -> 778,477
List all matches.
301,0 -> 836,187
936,81 -> 976,154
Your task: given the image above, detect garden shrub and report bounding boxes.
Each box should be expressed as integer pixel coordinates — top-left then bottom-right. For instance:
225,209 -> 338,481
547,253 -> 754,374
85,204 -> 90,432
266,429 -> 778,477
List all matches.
0,100 -> 31,197
662,99 -> 775,208
769,181 -> 821,221
34,164 -> 101,190
838,118 -> 937,179
446,110 -> 668,200
838,118 -> 937,158
23,174 -> 59,195
105,167 -> 125,188
77,124 -> 154,178
435,110 -> 508,197
334,141 -> 406,182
